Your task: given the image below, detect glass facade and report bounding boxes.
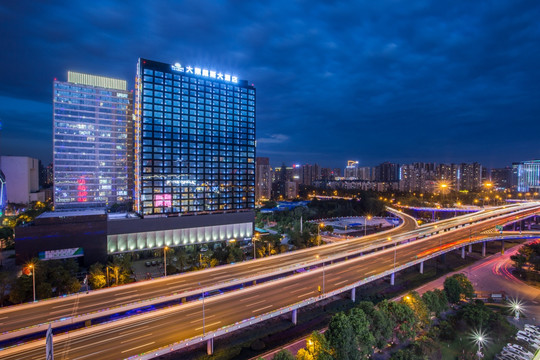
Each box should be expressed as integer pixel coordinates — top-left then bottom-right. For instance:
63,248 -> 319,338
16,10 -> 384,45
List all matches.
513,160 -> 540,192
134,59 -> 256,216
53,72 -> 133,209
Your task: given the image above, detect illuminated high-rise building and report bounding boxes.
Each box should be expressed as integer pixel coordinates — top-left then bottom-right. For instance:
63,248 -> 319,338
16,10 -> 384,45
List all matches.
513,160 -> 540,192
53,72 -> 133,210
134,58 -> 256,216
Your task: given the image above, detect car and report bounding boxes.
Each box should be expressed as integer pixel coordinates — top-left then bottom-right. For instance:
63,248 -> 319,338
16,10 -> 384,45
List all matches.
503,347 -> 531,360
524,327 -> 540,337
516,334 -> 540,349
506,344 -> 533,358
501,349 -> 529,360
151,260 -> 157,266
145,261 -> 151,267
525,324 -> 540,332
500,352 -> 523,360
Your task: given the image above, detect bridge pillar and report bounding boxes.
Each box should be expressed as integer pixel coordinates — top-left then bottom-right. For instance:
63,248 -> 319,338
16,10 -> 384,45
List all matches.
291,309 -> 297,325
482,241 -> 486,257
461,246 -> 465,259
207,338 -> 214,355
419,261 -> 424,274
501,240 -> 505,255
468,244 -> 472,253
351,288 -> 356,302
390,272 -> 395,286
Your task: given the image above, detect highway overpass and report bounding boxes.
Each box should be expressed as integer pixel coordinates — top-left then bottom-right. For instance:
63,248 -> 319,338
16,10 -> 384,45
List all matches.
0,203 -> 539,359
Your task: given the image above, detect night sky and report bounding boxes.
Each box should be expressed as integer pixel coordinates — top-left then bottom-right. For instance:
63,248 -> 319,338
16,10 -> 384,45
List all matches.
1,0 -> 539,170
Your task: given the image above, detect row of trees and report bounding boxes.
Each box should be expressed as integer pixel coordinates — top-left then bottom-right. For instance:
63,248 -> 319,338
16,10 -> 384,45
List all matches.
2,258 -> 82,304
266,273 -> 477,360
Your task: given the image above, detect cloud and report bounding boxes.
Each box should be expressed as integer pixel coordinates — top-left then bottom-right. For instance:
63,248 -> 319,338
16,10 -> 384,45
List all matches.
257,134 -> 290,144
0,0 -> 539,167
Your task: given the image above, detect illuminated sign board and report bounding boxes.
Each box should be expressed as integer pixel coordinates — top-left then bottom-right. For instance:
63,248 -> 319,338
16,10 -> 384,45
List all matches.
171,62 -> 238,83
39,247 -> 84,260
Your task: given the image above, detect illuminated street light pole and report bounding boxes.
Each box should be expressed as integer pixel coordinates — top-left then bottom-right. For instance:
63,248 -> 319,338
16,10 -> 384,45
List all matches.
471,329 -> 487,359
364,215 -> 372,237
29,264 -> 36,302
317,223 -> 324,246
164,246 -> 168,277
315,255 -> 325,295
199,282 -> 206,335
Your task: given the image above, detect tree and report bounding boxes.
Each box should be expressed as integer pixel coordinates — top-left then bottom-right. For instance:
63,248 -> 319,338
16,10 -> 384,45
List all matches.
297,331 -> 333,360
358,301 -> 393,349
272,349 -> 294,360
390,349 -> 417,360
88,263 -> 106,289
325,312 -> 359,360
347,308 -> 375,356
422,289 -> 448,316
379,300 -> 418,342
9,274 -> 32,303
461,301 -> 491,328
227,243 -> 244,263
0,271 -> 11,306
401,291 -> 430,328
444,274 -> 474,303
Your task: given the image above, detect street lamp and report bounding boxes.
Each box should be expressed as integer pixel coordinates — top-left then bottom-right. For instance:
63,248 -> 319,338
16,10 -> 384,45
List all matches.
471,329 -> 488,359
164,246 -> 169,277
315,255 -> 325,295
198,282 -> 206,336
317,223 -> 324,246
364,215 -> 372,237
28,263 -> 36,302
507,297 -> 524,320
252,233 -> 260,259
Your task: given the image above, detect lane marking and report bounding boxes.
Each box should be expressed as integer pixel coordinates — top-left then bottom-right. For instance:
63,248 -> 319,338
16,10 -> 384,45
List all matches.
251,305 -> 273,313
297,292 -> 314,298
121,342 -> 156,354
121,333 -> 152,344
195,321 -> 221,330
189,315 -> 215,324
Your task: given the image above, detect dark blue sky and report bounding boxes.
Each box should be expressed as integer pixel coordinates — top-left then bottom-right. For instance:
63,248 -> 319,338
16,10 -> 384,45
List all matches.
1,0 -> 539,170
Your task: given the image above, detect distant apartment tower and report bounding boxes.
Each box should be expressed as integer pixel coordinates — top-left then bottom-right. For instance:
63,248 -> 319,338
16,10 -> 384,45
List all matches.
344,161 -> 359,179
400,163 -> 436,192
375,162 -> 400,182
53,71 -> 133,210
134,58 -> 255,215
436,163 -> 460,191
0,156 -> 40,204
513,160 -> 540,192
255,157 -> 271,202
491,167 -> 513,189
460,162 -> 482,191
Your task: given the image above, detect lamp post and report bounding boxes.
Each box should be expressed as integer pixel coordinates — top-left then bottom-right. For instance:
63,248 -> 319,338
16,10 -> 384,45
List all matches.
315,255 -> 325,295
317,223 -> 324,246
253,234 -> 259,260
391,237 -> 397,271
29,264 -> 36,302
198,282 -> 206,335
164,246 -> 168,277
471,329 -> 487,359
364,215 -> 372,237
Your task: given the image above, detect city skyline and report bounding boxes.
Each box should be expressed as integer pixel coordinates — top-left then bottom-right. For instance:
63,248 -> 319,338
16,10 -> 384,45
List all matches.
1,1 -> 540,169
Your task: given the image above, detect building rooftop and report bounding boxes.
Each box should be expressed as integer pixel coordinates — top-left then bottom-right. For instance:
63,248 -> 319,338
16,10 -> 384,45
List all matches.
37,209 -> 106,219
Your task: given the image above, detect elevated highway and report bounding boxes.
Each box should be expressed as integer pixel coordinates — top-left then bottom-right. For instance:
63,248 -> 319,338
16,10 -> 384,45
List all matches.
1,203 -> 539,359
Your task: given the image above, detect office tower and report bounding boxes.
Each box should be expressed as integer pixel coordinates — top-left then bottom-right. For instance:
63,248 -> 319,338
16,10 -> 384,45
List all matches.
53,71 -> 133,210
134,59 -> 255,216
513,160 -> 540,192
0,156 -> 40,204
255,157 -> 271,202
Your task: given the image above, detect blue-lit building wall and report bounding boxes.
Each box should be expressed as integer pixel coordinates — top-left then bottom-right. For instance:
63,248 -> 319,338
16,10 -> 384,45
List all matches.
0,170 -> 6,216
134,59 -> 256,216
513,160 -> 540,192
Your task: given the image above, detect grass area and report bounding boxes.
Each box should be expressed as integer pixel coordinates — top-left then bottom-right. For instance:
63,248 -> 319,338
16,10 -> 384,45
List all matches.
163,240 -> 524,360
